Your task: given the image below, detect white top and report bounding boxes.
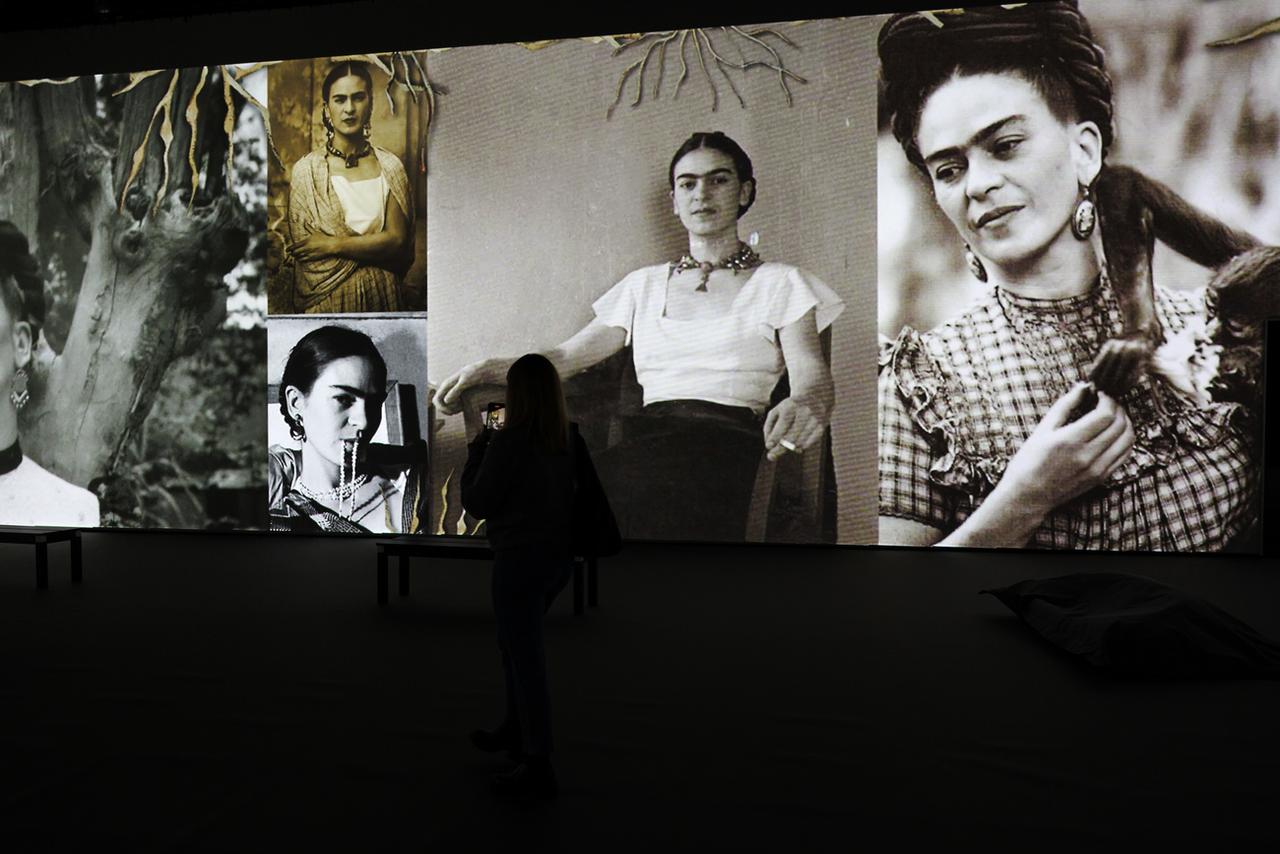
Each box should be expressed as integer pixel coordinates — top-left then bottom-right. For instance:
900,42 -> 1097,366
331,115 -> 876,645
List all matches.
592,262 -> 844,413
0,456 -> 101,526
329,173 -> 388,235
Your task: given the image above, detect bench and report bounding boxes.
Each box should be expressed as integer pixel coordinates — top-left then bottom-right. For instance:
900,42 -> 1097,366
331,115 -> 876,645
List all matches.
0,526 -> 84,590
375,536 -> 599,615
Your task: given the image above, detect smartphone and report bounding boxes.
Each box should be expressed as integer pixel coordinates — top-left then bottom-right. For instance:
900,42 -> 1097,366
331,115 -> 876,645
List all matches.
483,402 -> 506,430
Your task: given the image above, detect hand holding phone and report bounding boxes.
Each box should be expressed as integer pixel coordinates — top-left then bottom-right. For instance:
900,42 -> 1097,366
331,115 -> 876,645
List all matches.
483,402 -> 506,430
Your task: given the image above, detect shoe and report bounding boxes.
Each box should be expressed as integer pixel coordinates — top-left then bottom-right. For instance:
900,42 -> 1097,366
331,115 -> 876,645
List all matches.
470,726 -> 522,758
492,758 -> 558,800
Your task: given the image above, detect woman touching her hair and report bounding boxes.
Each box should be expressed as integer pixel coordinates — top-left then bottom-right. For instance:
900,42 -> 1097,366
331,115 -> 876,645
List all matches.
876,2 -> 1257,551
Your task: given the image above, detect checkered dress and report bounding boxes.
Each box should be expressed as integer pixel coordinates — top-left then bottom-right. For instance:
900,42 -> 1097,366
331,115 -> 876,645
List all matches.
878,278 -> 1258,551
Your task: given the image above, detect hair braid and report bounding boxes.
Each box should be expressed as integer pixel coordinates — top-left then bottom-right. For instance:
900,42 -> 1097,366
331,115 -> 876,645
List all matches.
878,1 -> 1115,173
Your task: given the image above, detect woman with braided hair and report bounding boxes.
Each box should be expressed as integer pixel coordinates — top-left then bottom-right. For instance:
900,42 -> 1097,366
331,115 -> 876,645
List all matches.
283,61 -> 414,314
876,1 -> 1258,551
0,221 -> 100,526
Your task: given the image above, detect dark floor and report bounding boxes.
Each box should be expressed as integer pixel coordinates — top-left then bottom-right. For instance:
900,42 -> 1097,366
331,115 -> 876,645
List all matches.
2,534 -> 1278,852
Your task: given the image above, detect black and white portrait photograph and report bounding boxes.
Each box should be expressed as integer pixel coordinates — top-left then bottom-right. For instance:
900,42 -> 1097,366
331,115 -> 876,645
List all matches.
0,64 -> 269,530
267,313 -> 429,533
424,17 -> 880,544
266,54 -> 430,315
876,0 -> 1279,551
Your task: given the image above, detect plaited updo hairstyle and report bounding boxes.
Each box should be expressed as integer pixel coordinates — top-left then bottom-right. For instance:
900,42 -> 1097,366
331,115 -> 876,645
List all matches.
279,325 -> 387,441
0,221 -> 46,346
878,1 -> 1115,175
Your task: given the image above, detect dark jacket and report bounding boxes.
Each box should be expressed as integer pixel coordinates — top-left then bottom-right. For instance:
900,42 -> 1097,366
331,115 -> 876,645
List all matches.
461,423 -> 576,553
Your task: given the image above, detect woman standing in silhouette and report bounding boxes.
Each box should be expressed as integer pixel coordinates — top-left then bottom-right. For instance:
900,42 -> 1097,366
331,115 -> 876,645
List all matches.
462,353 -> 592,798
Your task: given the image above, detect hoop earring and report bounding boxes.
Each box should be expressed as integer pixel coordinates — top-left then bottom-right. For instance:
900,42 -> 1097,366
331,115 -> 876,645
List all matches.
964,244 -> 988,282
1071,183 -> 1097,240
10,367 -> 29,411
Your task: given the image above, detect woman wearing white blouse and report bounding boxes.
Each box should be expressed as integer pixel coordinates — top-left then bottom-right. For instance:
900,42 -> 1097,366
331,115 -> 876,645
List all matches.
436,132 -> 843,541
285,61 -> 414,314
0,222 -> 100,527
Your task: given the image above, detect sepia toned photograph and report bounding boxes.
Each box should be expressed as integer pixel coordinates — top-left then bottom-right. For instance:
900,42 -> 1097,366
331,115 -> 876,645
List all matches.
876,0 -> 1279,551
266,54 -> 429,315
425,18 -> 881,544
267,312 -> 429,533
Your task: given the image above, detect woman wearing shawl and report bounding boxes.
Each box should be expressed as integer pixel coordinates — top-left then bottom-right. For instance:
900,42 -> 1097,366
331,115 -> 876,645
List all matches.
285,61 -> 414,314
876,2 -> 1258,550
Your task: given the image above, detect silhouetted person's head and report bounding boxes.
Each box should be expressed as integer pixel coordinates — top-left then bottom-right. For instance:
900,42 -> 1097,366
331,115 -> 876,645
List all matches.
505,353 -> 568,453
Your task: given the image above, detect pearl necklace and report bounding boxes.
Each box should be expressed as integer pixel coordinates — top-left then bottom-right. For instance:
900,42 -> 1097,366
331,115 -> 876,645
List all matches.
296,472 -> 368,503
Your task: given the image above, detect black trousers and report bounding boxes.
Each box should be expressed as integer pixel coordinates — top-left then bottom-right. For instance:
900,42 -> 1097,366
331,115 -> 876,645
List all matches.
492,546 -> 573,757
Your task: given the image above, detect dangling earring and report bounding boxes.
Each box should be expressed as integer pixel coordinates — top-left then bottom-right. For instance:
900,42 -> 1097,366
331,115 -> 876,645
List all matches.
362,120 -> 371,140
10,367 -> 29,410
964,244 -> 988,282
295,414 -> 306,443
1072,183 -> 1097,240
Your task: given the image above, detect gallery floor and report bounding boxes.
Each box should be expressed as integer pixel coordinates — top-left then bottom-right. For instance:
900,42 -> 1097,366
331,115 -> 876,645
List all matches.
2,533 -> 1278,852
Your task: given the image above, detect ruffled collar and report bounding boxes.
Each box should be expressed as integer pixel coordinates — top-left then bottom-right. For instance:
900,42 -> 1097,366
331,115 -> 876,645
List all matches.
995,275 -> 1109,334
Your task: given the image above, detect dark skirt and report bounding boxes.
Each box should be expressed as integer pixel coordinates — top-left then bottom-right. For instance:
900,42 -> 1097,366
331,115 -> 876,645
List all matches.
594,399 -> 765,542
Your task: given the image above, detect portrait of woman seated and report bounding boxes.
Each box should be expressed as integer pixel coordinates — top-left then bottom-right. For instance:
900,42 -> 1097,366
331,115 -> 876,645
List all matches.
283,61 -> 414,314
876,2 -> 1258,550
0,222 -> 100,527
436,132 -> 844,541
268,325 -> 426,533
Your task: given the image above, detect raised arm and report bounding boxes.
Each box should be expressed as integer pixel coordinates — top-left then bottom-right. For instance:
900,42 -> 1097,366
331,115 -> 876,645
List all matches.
435,319 -> 627,416
542,318 -> 628,379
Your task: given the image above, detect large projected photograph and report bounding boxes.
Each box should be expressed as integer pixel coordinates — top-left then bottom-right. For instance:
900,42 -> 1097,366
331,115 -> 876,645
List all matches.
267,313 -> 428,532
266,54 -> 429,315
876,0 -> 1276,550
426,18 -> 880,544
1,66 -> 269,530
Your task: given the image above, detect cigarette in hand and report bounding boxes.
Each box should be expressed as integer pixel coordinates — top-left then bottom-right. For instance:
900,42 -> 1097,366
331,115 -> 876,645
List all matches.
778,439 -> 798,453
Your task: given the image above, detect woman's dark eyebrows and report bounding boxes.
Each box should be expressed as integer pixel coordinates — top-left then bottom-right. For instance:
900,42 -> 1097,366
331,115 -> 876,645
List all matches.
327,384 -> 375,396
674,167 -> 734,181
923,115 -> 1028,165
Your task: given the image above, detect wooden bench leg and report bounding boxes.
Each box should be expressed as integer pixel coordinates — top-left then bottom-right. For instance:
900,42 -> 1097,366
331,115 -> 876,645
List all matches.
573,559 -> 584,616
71,533 -> 83,585
587,557 -> 598,607
35,540 -> 49,591
377,547 -> 388,605
398,554 -> 410,597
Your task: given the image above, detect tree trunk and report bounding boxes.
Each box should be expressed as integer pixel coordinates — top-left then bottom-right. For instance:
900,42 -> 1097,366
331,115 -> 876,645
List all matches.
0,84 -> 41,241
5,69 -> 249,487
